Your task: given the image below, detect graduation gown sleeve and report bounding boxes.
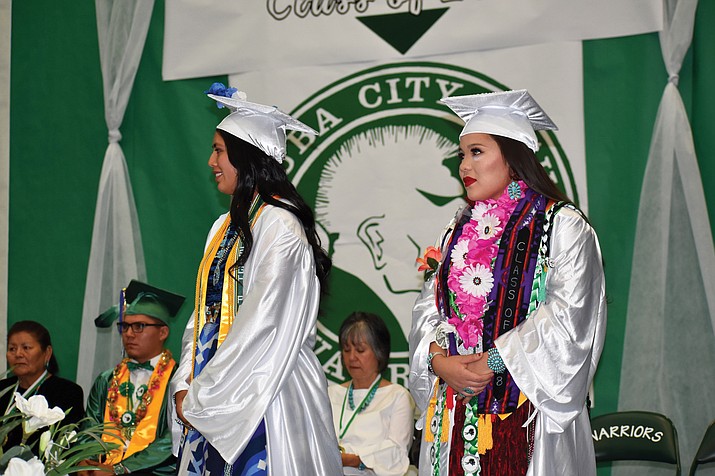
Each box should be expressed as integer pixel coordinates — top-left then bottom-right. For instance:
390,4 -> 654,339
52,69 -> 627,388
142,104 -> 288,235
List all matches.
408,210 -> 461,422
85,369 -> 112,427
495,207 -> 607,475
408,273 -> 439,421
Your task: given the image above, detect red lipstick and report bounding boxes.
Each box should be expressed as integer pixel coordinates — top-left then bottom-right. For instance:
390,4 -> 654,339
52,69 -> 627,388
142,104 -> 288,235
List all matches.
463,177 -> 476,187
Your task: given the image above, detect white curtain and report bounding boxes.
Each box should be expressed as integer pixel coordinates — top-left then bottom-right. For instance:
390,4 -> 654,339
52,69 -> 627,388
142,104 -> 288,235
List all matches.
0,0 -> 11,372
616,0 -> 715,474
75,0 -> 154,395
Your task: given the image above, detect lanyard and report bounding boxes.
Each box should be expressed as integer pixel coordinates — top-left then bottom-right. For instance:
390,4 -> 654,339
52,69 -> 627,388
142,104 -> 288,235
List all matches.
338,375 -> 381,440
3,370 -> 49,415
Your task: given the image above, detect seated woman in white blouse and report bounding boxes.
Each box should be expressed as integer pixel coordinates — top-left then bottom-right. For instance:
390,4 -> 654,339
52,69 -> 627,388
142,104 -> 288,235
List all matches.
328,312 -> 415,476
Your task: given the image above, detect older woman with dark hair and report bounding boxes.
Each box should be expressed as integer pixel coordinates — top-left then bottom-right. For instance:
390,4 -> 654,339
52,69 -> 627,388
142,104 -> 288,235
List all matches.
1,320 -> 84,449
328,312 -> 415,476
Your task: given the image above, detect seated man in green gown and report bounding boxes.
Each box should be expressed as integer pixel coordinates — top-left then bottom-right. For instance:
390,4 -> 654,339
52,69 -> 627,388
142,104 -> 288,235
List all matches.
83,280 -> 185,476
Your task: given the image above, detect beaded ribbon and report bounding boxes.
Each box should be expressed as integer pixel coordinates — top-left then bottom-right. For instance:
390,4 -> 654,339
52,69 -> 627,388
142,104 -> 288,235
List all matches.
531,201 -> 566,309
430,383 -> 447,476
461,400 -> 480,476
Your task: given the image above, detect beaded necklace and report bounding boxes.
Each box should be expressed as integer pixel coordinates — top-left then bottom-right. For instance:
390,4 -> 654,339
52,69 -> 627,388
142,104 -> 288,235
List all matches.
106,349 -> 172,440
338,375 -> 381,439
348,381 -> 379,411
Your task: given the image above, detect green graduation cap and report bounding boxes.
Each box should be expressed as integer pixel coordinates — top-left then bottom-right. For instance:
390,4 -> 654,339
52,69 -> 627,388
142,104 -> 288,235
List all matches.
95,280 -> 185,328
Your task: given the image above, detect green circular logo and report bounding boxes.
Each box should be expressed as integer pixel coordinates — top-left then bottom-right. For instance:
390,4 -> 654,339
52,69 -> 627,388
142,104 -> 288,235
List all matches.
286,62 -> 577,385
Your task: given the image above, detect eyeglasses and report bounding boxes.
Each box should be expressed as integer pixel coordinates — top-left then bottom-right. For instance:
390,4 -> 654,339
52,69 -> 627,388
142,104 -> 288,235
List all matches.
116,322 -> 165,334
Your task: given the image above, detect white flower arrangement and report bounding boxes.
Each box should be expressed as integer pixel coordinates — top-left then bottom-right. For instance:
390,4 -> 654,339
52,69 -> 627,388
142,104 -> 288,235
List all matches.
0,392 -> 118,476
4,457 -> 44,476
13,394 -> 65,436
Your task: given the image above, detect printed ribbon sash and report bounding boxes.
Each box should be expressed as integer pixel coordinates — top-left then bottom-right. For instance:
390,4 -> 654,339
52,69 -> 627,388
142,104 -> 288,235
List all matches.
190,196 -> 267,380
480,191 -> 549,412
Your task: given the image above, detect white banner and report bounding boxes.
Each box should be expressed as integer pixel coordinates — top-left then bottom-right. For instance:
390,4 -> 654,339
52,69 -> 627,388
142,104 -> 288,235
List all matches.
227,42 -> 584,384
164,0 -> 660,80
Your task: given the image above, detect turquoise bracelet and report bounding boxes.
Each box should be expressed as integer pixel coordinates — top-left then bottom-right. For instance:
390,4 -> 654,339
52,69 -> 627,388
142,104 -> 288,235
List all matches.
427,351 -> 445,375
487,347 -> 506,373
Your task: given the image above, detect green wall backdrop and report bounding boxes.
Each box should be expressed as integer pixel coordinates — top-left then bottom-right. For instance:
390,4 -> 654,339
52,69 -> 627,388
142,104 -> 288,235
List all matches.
7,1 -> 714,468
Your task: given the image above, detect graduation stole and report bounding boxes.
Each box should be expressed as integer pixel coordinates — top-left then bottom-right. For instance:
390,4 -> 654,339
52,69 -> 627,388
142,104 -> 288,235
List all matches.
477,189 -> 552,413
190,195 -> 267,380
102,350 -> 175,463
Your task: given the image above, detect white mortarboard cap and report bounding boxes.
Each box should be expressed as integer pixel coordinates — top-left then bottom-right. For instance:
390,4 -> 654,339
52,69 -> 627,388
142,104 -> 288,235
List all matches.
440,89 -> 557,152
208,93 -> 318,163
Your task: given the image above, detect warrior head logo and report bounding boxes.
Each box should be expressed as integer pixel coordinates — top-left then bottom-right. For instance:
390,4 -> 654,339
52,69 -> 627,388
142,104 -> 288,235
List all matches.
286,62 -> 577,385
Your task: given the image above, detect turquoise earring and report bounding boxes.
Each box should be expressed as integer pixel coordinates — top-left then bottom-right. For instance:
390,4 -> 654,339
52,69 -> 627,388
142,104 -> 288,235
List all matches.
507,180 -> 522,200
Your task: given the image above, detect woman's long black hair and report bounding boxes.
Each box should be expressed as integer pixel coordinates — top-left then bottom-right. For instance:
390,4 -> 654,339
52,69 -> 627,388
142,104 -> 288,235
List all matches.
219,129 -> 332,288
492,134 -> 572,204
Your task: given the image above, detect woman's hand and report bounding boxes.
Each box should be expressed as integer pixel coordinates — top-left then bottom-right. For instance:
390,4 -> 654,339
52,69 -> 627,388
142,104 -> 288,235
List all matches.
431,352 -> 493,400
175,390 -> 192,428
464,353 -> 494,399
341,452 -> 362,468
465,352 -> 493,377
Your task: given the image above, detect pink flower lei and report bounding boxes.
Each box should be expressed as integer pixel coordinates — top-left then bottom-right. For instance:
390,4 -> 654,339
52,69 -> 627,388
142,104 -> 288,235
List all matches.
446,181 -> 526,348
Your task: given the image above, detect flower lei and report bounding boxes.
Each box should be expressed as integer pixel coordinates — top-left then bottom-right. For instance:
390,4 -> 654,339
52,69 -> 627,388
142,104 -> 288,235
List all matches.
446,181 -> 526,349
106,349 -> 172,440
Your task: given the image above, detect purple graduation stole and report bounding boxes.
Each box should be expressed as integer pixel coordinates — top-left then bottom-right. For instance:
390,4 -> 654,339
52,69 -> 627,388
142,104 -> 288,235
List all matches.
478,189 -> 550,414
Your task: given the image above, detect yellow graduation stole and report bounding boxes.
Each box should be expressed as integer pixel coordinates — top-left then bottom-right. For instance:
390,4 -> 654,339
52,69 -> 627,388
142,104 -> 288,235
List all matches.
102,350 -> 175,463
190,197 -> 267,380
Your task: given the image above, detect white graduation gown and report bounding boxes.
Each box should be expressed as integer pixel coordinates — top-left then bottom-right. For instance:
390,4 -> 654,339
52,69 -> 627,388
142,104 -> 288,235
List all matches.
409,206 -> 607,476
170,206 -> 343,475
